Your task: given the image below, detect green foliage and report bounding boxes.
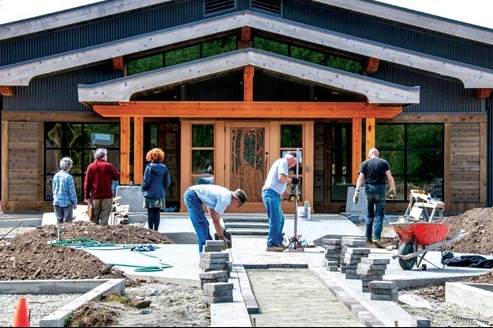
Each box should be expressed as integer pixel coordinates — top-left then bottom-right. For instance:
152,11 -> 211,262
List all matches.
202,36 -> 237,58
128,54 -> 163,75
291,46 -> 326,65
254,37 -> 288,56
192,125 -> 214,147
281,125 -> 302,148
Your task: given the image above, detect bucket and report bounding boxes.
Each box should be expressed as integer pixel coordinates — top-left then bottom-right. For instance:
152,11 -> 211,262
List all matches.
298,206 -> 311,220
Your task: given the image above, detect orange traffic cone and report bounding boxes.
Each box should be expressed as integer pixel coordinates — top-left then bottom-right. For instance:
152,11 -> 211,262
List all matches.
12,296 -> 30,327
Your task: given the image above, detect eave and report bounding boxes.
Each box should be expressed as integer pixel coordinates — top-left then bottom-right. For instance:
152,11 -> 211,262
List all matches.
2,12 -> 493,88
78,48 -> 420,104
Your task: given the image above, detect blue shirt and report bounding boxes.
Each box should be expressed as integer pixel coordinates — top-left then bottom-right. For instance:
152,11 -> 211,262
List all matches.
52,170 -> 77,207
189,184 -> 233,215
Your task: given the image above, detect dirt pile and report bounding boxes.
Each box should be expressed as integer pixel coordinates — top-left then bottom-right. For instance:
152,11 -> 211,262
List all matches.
439,207 -> 493,256
0,221 -> 174,281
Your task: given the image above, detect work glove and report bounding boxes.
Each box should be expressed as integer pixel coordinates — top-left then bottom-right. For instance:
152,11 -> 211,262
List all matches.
389,188 -> 396,198
291,177 -> 301,185
353,190 -> 360,204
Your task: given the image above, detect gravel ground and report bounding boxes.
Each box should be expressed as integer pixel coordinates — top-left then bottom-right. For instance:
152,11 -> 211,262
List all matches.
0,294 -> 82,327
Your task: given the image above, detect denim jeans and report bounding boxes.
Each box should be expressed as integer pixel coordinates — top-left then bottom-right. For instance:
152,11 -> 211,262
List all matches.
365,184 -> 386,241
184,188 -> 212,253
54,205 -> 74,223
262,188 -> 285,247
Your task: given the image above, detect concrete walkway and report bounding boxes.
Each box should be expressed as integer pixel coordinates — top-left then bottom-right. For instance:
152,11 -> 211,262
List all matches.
84,213 -> 491,327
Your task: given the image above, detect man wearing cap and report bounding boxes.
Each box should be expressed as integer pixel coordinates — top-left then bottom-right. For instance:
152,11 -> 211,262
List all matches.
262,151 -> 300,252
183,184 -> 247,253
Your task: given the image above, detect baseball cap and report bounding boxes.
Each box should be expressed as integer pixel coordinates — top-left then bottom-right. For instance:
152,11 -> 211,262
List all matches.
232,189 -> 248,206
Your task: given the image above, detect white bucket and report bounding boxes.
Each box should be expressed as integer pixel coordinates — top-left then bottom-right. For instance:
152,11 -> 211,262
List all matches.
298,206 -> 311,220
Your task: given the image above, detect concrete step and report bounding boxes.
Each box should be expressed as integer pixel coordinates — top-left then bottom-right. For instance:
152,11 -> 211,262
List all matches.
227,228 -> 269,236
225,222 -> 269,229
223,217 -> 268,223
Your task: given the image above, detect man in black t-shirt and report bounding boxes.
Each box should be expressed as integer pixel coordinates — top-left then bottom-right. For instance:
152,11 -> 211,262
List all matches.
353,148 -> 395,248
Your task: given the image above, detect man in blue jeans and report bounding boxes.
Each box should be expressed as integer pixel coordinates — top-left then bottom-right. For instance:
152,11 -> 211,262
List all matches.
353,148 -> 396,248
262,151 -> 300,252
183,184 -> 247,253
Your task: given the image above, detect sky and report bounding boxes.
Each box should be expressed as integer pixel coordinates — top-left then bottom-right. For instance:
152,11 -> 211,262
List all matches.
0,0 -> 492,29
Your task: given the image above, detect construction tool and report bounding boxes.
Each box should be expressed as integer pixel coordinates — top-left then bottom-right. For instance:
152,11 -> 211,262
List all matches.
287,148 -> 304,252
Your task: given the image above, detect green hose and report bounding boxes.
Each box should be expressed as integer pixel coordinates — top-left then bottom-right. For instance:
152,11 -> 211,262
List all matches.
49,238 -> 173,272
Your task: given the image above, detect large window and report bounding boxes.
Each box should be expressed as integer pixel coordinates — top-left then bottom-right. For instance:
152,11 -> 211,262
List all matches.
331,123 -> 352,201
44,123 -> 120,201
191,124 -> 215,185
377,124 -> 444,201
281,124 -> 303,195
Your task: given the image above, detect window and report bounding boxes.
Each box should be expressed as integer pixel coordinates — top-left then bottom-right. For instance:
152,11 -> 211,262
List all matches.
280,124 -> 303,194
331,123 -> 352,201
44,123 -> 120,201
376,124 -> 444,201
191,124 -> 215,185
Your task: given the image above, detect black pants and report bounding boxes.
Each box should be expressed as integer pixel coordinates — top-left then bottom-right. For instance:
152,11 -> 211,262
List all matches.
147,207 -> 161,231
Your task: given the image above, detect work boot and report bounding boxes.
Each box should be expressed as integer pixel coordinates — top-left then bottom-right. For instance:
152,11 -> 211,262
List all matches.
372,239 -> 384,249
266,246 -> 285,252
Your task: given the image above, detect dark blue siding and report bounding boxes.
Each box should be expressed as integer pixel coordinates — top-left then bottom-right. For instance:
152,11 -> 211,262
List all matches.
3,64 -> 121,112
374,63 -> 484,113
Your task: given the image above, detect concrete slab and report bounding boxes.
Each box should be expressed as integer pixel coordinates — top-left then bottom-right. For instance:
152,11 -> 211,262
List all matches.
0,279 -> 125,328
446,282 -> 493,317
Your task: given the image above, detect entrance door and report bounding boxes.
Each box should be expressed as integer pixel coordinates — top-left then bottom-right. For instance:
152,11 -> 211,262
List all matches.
226,122 -> 270,210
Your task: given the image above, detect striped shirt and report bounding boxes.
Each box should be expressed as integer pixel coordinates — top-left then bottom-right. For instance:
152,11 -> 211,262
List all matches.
52,170 -> 77,207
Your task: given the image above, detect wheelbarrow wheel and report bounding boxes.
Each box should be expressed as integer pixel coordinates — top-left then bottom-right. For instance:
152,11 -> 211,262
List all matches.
398,242 -> 417,270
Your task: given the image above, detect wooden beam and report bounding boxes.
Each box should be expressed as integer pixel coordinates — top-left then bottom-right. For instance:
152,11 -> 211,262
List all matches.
365,118 -> 375,156
365,58 -> 379,74
0,86 -> 14,96
243,66 -> 254,101
239,26 -> 252,49
352,118 -> 362,184
474,88 -> 491,99
120,117 -> 130,185
94,102 -> 402,119
133,117 -> 144,185
113,56 -> 124,71
1,121 -> 9,207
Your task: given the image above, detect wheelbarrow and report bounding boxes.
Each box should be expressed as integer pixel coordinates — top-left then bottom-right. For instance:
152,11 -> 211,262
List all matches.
390,222 -> 467,270
390,190 -> 467,270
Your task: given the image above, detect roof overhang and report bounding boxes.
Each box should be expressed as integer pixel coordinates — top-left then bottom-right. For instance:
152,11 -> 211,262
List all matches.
1,0 -> 492,46
78,48 -> 420,105
2,12 -> 493,88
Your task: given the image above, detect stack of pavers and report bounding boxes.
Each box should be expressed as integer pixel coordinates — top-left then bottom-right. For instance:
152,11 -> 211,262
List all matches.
340,237 -> 369,279
357,257 -> 391,292
369,280 -> 398,301
321,238 -> 342,271
199,240 -> 234,304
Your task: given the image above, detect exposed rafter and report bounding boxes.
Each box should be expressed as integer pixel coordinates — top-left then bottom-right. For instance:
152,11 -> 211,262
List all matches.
78,49 -> 420,105
2,12 -> 493,88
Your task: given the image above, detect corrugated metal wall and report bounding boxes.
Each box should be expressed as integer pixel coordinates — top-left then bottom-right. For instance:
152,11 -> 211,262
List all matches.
3,64 -> 121,112
282,0 -> 493,69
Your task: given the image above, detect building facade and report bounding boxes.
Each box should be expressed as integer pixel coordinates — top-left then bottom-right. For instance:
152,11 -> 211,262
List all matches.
1,0 -> 493,214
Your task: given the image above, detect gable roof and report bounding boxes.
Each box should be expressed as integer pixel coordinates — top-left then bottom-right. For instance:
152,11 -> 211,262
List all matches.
2,11 -> 492,88
78,48 -> 420,104
1,0 -> 493,46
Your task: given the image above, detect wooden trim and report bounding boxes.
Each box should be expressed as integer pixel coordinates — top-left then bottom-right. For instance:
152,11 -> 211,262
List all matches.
179,121 -> 192,213
215,121 -> 226,188
120,117 -> 130,185
0,86 -> 14,96
94,102 -> 402,118
480,122 -> 487,204
1,121 -> 8,206
444,123 -> 451,206
243,66 -> 254,101
365,118 -> 375,157
474,88 -> 491,99
303,121 -> 314,208
352,118 -> 362,184
133,117 -> 144,185
37,122 -> 44,203
365,58 -> 379,74
113,56 -> 124,71
391,113 -> 487,123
